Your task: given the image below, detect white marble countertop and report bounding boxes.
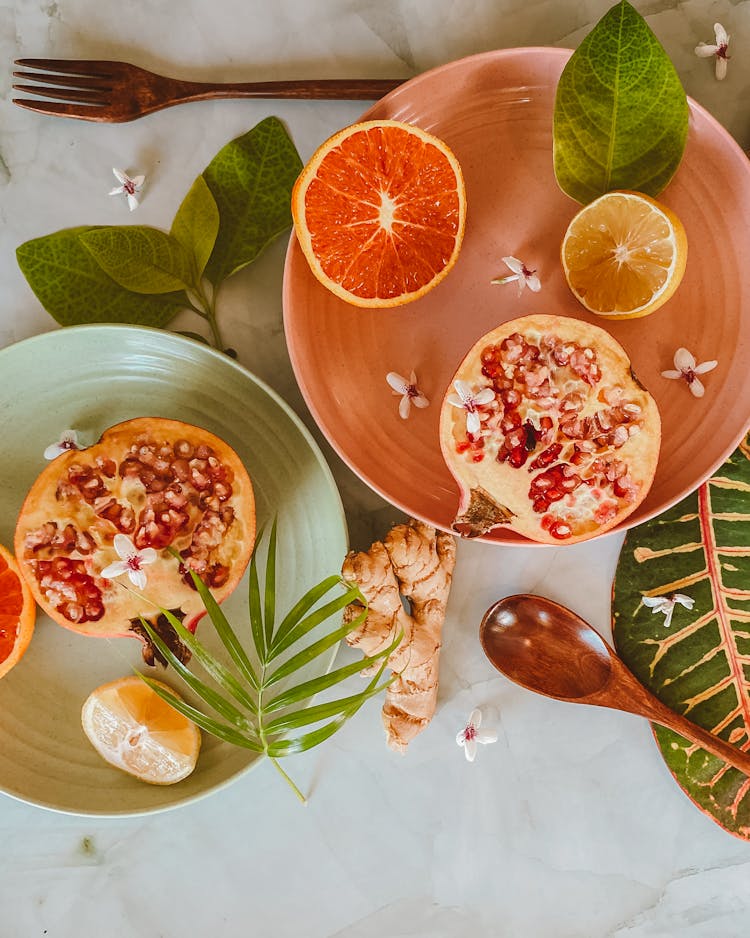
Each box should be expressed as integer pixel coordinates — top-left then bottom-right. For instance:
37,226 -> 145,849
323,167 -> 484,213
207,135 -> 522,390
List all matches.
2,1 -> 750,935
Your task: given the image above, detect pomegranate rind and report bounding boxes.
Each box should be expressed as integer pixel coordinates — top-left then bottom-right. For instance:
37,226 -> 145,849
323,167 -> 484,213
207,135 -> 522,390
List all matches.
439,315 -> 661,544
291,119 -> 467,309
0,543 -> 36,680
14,417 -> 255,643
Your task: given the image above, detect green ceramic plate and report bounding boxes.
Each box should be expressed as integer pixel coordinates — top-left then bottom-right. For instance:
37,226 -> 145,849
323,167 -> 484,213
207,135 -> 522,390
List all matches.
0,325 -> 347,816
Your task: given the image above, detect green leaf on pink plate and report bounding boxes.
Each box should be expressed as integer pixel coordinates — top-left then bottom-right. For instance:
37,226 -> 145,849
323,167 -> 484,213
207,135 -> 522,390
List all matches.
612,434 -> 750,838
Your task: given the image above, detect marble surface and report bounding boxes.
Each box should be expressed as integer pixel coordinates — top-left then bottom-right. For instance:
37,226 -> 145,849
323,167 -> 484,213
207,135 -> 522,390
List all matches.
2,1 -> 750,935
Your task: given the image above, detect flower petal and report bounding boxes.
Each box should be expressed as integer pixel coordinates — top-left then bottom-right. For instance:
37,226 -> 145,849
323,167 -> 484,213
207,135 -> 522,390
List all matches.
126,193 -> 139,212
130,175 -> 145,189
398,395 -> 412,420
128,568 -> 147,590
386,372 -> 408,393
715,23 -> 729,46
527,273 -> 542,292
661,370 -> 682,380
101,560 -> 129,580
108,186 -> 125,196
43,443 -> 65,460
662,606 -> 675,629
716,57 -> 728,80
469,708 -> 482,727
642,595 -> 668,610
477,730 -> 498,745
689,377 -> 705,398
502,256 -> 523,274
674,594 -> 695,609
447,394 -> 465,408
412,393 -> 430,409
453,380 -> 472,402
112,168 -> 128,184
464,737 -> 477,762
138,548 -> 158,566
695,43 -> 719,57
113,533 -> 136,559
673,347 -> 696,372
466,411 -> 481,435
694,360 -> 718,375
456,729 -> 467,746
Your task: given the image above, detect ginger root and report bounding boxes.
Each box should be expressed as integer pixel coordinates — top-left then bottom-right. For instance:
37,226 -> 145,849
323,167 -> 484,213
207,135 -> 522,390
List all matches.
341,519 -> 456,753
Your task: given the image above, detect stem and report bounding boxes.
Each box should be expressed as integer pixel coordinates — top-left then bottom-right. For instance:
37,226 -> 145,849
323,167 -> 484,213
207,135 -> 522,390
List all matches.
270,757 -> 307,805
195,281 -> 225,350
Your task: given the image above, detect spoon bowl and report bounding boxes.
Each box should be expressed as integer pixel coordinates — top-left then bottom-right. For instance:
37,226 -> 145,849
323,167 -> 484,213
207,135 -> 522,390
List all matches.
480,593 -> 750,778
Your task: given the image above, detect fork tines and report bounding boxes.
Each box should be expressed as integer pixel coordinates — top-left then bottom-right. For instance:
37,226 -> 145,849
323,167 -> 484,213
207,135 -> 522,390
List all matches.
13,58 -> 113,111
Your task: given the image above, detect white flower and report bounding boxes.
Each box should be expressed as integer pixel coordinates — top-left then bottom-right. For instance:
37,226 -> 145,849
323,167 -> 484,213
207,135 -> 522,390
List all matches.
695,23 -> 730,80
44,429 -> 82,460
491,256 -> 541,295
386,370 -> 430,420
100,534 -> 157,590
661,347 -> 717,398
642,592 -> 695,629
456,708 -> 497,762
447,380 -> 495,435
109,168 -> 145,211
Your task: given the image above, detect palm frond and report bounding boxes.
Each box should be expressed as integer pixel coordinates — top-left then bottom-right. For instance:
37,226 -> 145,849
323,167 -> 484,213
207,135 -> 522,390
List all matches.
136,522 -> 394,802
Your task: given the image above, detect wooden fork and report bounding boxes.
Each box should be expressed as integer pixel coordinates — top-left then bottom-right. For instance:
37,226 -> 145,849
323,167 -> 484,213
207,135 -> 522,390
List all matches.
12,59 -> 406,122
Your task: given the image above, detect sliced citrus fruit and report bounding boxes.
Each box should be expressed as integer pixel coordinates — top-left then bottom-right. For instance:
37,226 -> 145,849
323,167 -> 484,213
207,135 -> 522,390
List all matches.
0,542 -> 36,680
561,190 -> 688,319
81,676 -> 200,785
292,119 -> 467,308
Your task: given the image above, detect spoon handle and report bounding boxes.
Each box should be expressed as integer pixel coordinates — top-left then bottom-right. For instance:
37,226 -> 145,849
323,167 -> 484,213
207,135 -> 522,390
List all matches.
638,693 -> 750,777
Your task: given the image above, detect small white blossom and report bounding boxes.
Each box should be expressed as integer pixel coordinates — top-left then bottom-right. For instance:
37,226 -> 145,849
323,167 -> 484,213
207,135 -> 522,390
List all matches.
44,429 -> 82,460
100,534 -> 157,590
491,256 -> 541,295
661,347 -> 717,398
447,380 -> 495,435
386,370 -> 429,419
109,168 -> 145,211
456,708 -> 497,762
695,23 -> 730,80
642,592 -> 695,629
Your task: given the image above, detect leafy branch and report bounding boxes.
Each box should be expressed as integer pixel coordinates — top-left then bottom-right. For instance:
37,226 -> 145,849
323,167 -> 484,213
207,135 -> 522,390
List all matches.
16,117 -> 303,352
138,522 -> 399,803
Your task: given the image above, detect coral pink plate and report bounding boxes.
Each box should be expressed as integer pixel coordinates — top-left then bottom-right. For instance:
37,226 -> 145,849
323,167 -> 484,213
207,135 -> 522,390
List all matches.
283,47 -> 750,545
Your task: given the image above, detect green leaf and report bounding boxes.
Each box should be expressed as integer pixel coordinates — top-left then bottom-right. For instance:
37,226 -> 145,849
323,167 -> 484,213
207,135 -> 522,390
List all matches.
264,680 -> 393,735
266,586 -> 363,662
139,675 -> 263,751
612,434 -> 750,839
16,227 -> 186,328
171,175 -> 220,280
264,628 -> 402,713
202,116 -> 303,284
264,614 -> 367,688
152,608 -> 257,714
188,568 -> 259,690
264,518 -> 278,647
140,618 -> 255,731
270,575 -> 344,651
553,0 -> 688,203
248,545 -> 266,661
266,661 -> 390,756
79,226 -> 197,294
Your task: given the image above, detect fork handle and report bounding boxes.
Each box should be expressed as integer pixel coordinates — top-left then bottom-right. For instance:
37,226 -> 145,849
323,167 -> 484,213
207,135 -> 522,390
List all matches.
160,77 -> 405,102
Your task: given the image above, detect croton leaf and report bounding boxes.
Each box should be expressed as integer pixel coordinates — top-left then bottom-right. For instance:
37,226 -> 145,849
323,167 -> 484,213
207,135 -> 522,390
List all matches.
612,434 -> 750,838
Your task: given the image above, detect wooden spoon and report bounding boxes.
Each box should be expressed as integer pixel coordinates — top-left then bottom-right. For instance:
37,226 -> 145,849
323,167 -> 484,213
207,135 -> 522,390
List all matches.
480,593 -> 750,776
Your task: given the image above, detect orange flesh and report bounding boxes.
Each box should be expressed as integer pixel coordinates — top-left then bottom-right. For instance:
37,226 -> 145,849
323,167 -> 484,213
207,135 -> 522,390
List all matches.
303,125 -> 462,301
0,558 -> 22,664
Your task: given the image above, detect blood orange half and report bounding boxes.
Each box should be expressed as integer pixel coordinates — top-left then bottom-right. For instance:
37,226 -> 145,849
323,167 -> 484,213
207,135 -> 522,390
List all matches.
292,119 -> 466,308
0,542 -> 36,680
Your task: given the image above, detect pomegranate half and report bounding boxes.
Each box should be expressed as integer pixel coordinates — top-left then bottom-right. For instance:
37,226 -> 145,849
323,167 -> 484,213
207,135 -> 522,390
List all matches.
439,315 -> 661,544
15,417 -> 255,663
